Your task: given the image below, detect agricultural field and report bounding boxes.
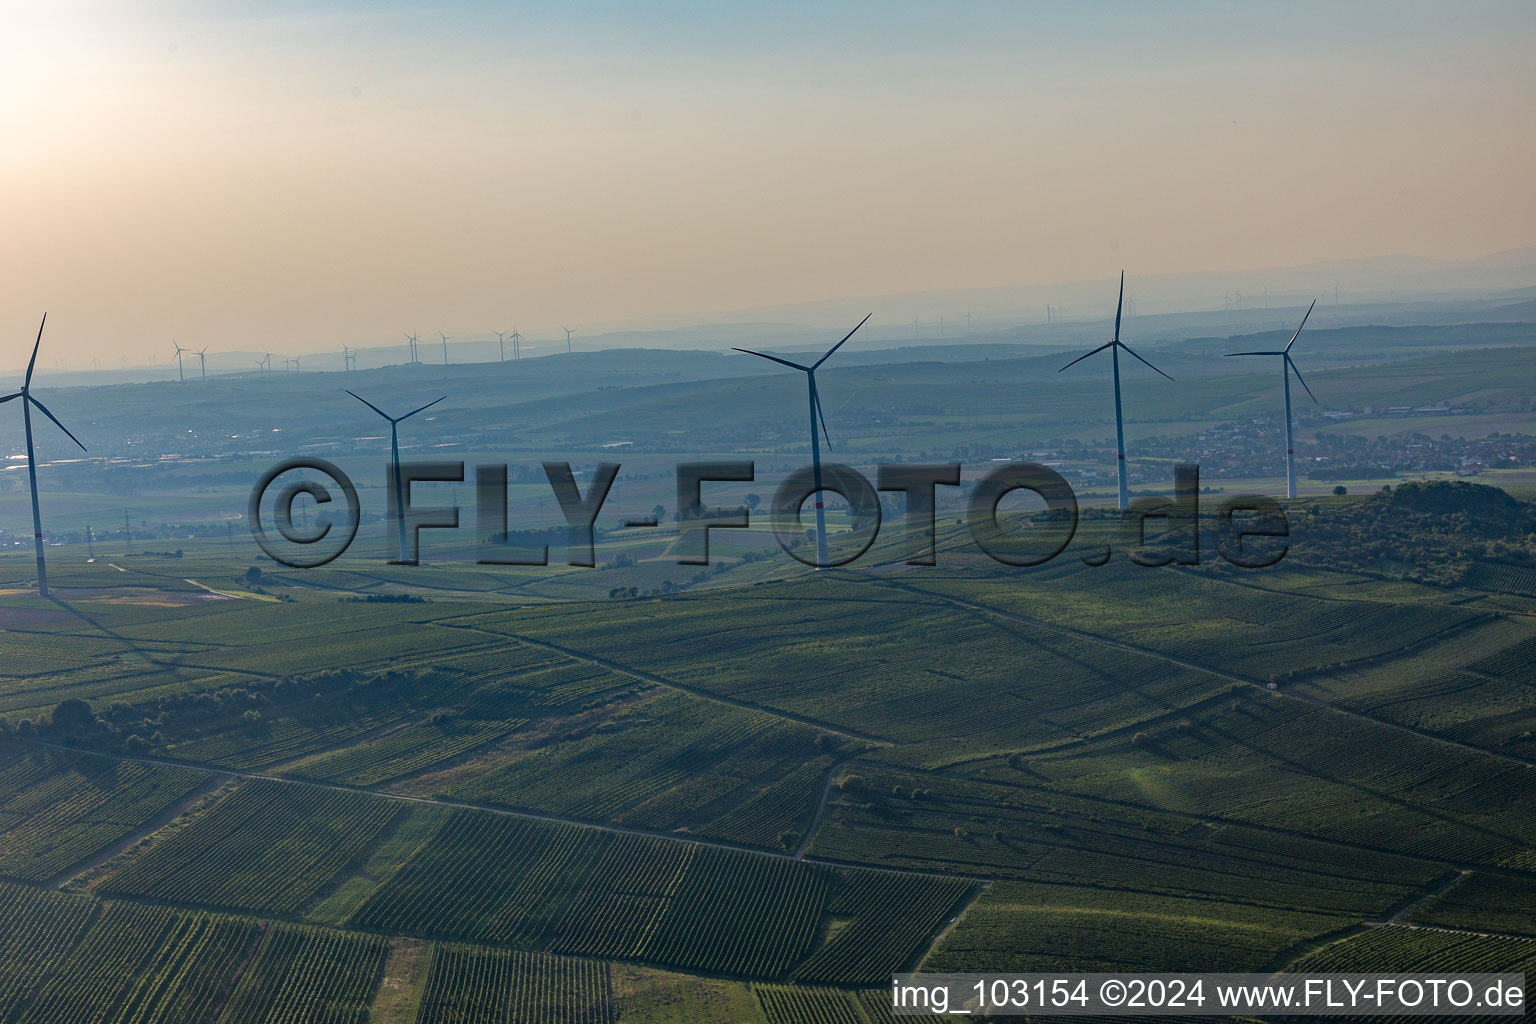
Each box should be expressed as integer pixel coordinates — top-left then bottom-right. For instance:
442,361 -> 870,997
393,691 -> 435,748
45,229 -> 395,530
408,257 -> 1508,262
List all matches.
0,745 -> 208,882
2,403 -> 1536,1016
95,778 -> 404,914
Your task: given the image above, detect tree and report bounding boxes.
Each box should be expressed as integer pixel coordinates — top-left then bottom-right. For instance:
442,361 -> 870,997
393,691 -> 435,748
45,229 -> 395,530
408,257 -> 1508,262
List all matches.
50,698 -> 96,732
745,493 -> 761,510
1333,485 -> 1348,496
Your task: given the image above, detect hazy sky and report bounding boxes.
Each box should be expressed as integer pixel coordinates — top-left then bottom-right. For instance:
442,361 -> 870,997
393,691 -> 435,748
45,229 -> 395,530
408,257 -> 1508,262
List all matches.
4,0 -> 1534,366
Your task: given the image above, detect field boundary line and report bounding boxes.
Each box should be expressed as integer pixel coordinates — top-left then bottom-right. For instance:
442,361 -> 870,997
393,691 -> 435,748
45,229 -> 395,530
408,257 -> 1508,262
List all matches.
1361,920 -> 1536,944
1380,869 -> 1470,926
907,880 -> 988,971
876,577 -> 1536,770
43,771 -> 231,890
21,738 -> 976,887
429,621 -> 894,745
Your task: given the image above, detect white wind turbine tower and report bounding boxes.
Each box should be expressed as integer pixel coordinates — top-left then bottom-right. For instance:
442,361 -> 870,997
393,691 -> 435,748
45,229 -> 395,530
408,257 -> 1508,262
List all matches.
494,331 -> 508,362
1057,272 -> 1174,510
964,309 -> 973,336
403,332 -> 420,364
171,340 -> 187,382
196,346 -> 209,379
1225,299 -> 1318,500
439,331 -> 451,364
3,315 -> 87,597
343,346 -> 358,371
347,390 -> 445,564
561,326 -> 575,353
733,314 -> 871,569
511,329 -> 521,361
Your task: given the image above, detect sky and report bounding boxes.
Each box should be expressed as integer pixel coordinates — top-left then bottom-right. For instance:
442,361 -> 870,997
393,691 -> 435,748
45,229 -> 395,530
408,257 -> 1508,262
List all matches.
3,0 -> 1534,367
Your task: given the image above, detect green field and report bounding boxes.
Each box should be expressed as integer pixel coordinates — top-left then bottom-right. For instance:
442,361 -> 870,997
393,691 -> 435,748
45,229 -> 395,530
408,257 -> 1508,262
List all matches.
1,325 -> 1535,1019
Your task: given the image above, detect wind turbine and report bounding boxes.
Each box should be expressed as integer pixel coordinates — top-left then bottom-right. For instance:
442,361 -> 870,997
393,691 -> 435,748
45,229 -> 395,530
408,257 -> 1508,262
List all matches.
562,326 -> 574,353
1057,272 -> 1173,510
347,390 -> 445,564
196,346 -> 208,379
733,313 -> 871,568
439,331 -> 451,364
403,332 -> 420,364
260,353 -> 272,375
511,329 -> 521,361
1225,299 -> 1317,500
3,315 -> 87,597
494,331 -> 508,362
964,309 -> 973,336
171,341 -> 187,382
343,346 -> 358,371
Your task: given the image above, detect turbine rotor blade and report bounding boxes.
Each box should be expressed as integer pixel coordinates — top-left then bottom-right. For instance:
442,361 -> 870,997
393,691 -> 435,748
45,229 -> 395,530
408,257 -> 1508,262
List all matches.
813,387 -> 832,450
346,389 -> 393,421
1057,341 -> 1113,373
1117,342 -> 1175,381
1285,298 -> 1318,353
27,395 -> 87,450
1225,350 -> 1286,357
812,312 -> 873,369
399,396 -> 447,420
731,347 -> 810,372
0,392 -> 22,405
26,314 -> 47,388
1287,356 -> 1318,404
1113,271 -> 1124,343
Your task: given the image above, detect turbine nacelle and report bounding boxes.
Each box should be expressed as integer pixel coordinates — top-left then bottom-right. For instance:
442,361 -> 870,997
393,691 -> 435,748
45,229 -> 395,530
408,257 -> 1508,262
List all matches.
1225,298 -> 1318,403
732,312 -> 872,452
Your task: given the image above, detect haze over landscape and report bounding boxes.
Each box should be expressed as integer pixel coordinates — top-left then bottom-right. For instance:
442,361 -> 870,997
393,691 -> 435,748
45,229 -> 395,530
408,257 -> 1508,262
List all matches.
5,0 -> 1535,364
4,4 -> 1536,1023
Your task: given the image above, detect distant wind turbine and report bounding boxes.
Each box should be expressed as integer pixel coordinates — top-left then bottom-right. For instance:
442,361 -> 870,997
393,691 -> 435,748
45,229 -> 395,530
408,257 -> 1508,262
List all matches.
196,347 -> 208,379
343,345 -> 358,371
347,390 -> 445,564
562,326 -> 574,354
733,313 -> 871,568
494,331 -> 508,362
1225,299 -> 1318,500
439,331 -> 451,364
171,341 -> 186,382
403,332 -> 420,364
1057,272 -> 1173,510
964,309 -> 973,336
511,329 -> 521,361
3,315 -> 87,597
